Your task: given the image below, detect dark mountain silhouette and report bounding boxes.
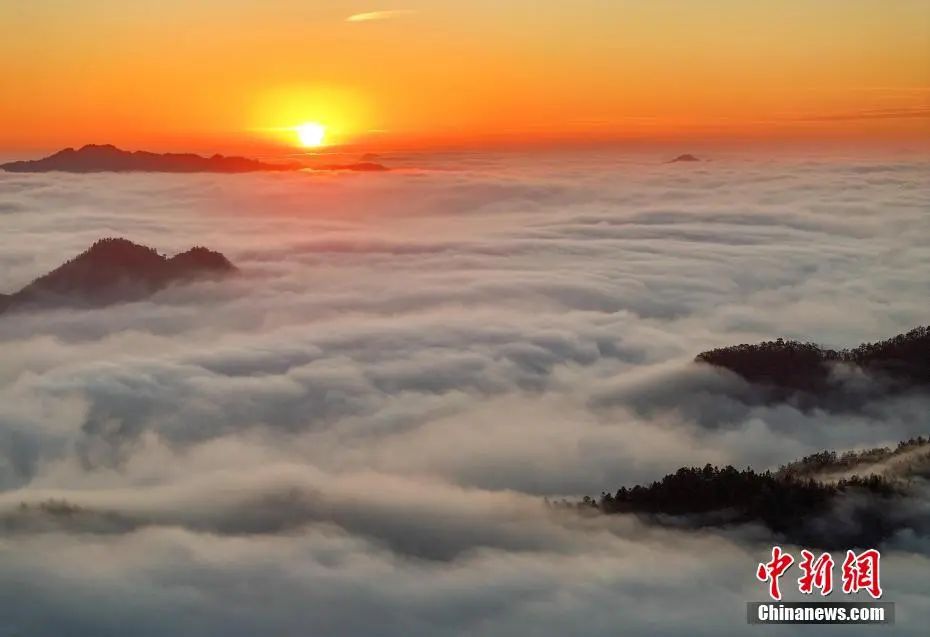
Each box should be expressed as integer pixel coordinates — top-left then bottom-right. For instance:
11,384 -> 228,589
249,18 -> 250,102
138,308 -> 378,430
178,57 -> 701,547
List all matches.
0,238 -> 236,314
316,161 -> 389,172
573,436 -> 930,549
695,327 -> 930,396
668,154 -> 700,163
0,144 -> 301,173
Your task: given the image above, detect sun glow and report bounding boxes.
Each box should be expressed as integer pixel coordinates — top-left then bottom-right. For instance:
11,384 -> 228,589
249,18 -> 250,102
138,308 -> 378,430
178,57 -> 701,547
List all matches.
296,122 -> 326,147
252,86 -> 369,149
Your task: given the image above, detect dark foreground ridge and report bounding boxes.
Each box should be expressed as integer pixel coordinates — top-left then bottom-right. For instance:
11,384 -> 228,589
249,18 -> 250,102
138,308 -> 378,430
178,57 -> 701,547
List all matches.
668,154 -> 700,162
572,437 -> 930,549
0,238 -> 237,314
0,144 -> 301,173
695,326 -> 930,396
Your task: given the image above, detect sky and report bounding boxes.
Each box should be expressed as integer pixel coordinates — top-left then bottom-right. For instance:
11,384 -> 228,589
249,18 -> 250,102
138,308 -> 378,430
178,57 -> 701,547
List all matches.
1,0 -> 928,153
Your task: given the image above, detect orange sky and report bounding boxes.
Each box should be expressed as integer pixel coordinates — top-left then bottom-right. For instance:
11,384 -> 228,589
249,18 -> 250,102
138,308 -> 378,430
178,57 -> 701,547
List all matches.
1,0 -> 928,153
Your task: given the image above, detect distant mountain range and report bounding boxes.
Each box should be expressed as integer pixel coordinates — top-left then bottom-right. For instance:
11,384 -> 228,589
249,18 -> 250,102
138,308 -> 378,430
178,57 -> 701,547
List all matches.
315,161 -> 389,172
0,238 -> 236,314
0,144 -> 391,173
0,144 -> 300,173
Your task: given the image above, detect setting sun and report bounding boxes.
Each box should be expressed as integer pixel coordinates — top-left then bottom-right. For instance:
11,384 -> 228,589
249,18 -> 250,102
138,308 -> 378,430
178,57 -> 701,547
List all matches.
296,122 -> 326,147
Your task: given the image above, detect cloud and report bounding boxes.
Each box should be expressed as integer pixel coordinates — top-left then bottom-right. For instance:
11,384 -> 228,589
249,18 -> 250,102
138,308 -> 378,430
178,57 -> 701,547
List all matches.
346,9 -> 417,23
798,107 -> 930,122
0,150 -> 928,634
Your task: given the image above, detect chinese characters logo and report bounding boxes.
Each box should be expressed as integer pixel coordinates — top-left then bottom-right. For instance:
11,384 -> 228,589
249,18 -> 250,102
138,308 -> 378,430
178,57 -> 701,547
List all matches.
756,546 -> 882,600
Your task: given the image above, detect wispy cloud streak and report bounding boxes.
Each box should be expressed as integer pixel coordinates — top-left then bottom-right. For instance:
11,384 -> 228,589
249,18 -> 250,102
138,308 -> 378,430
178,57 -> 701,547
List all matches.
346,9 -> 416,23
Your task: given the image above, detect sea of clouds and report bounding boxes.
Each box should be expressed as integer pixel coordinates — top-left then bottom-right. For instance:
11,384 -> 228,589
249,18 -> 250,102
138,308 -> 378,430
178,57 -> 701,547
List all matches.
0,149 -> 928,635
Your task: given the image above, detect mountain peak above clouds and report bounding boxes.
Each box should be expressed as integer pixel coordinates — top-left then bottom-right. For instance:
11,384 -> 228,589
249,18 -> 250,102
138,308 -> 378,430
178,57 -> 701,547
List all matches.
667,154 -> 700,163
0,238 -> 237,314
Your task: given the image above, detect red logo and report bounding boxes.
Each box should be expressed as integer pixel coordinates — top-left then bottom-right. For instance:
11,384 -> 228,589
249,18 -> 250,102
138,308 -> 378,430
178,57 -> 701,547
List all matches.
797,550 -> 834,596
841,549 -> 882,599
757,547 -> 882,600
756,546 -> 794,601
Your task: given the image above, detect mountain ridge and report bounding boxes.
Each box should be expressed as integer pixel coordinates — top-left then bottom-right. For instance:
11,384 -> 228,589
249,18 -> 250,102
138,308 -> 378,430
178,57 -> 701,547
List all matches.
0,237 -> 237,314
575,435 -> 930,549
695,326 -> 930,396
0,144 -> 301,173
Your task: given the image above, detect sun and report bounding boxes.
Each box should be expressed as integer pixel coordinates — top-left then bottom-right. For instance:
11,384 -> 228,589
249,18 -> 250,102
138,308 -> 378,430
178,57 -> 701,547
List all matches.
295,122 -> 326,147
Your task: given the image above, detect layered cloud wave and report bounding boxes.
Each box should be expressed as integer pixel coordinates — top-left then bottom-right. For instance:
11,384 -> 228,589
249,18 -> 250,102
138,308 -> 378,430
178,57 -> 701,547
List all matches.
1,150 -> 928,635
